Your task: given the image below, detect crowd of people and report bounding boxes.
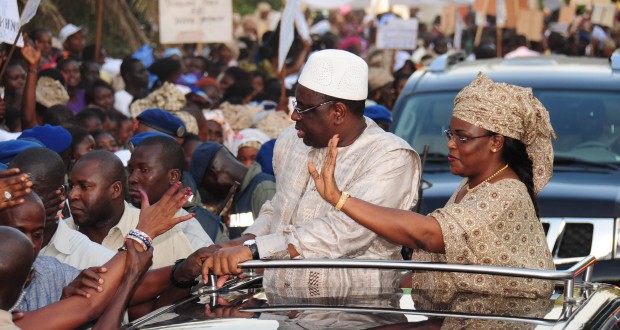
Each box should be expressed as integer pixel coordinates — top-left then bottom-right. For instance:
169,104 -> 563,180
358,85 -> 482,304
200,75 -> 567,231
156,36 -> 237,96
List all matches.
0,1 -> 612,328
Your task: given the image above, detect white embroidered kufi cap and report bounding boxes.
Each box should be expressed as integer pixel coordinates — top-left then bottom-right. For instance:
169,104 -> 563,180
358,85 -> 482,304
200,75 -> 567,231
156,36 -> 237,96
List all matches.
298,49 -> 368,101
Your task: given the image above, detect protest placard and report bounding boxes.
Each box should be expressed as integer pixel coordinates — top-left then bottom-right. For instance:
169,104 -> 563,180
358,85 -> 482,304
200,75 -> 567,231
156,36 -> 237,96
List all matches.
558,6 -> 575,24
440,4 -> 456,36
376,18 -> 418,50
591,4 -> 616,27
516,9 -> 544,41
158,0 -> 232,44
0,0 -> 24,47
473,0 -> 496,15
504,0 -> 528,28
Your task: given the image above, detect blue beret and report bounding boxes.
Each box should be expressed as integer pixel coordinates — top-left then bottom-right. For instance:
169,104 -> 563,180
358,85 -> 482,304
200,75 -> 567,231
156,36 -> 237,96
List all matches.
0,163 -> 7,171
255,139 -> 276,176
128,132 -> 175,152
137,108 -> 186,138
364,105 -> 392,124
18,124 -> 72,154
0,139 -> 45,164
189,142 -> 224,185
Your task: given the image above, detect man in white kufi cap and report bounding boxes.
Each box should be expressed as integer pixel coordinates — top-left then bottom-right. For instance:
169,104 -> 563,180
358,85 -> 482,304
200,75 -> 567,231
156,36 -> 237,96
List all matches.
201,50 -> 421,291
59,24 -> 85,60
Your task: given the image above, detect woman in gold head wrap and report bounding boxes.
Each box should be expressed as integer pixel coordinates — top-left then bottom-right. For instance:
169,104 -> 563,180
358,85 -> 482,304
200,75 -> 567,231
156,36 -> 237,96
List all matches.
308,73 -> 556,298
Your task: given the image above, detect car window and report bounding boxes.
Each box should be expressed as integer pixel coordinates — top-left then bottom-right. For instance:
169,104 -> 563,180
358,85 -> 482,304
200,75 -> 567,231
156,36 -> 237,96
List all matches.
393,92 -> 456,161
393,91 -> 620,164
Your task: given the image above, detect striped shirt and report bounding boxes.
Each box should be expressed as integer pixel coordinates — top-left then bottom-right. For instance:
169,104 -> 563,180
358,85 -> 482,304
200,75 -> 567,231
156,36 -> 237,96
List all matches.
19,256 -> 80,312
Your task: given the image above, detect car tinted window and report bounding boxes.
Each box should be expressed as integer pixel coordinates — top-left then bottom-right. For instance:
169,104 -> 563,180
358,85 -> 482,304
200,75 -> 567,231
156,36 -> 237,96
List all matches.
393,91 -> 620,164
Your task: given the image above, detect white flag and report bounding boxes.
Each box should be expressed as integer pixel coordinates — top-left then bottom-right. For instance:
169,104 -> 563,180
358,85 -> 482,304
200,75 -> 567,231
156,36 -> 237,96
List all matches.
0,0 -> 24,46
278,0 -> 298,71
19,0 -> 41,26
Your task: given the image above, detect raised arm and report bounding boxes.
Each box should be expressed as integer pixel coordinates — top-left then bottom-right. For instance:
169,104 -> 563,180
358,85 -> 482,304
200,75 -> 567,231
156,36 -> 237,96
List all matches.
308,135 -> 445,254
19,34 -> 40,130
15,184 -> 193,330
92,241 -> 153,330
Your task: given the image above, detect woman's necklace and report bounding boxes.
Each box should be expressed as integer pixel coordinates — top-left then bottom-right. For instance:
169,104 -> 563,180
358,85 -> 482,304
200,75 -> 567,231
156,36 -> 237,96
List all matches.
467,164 -> 509,192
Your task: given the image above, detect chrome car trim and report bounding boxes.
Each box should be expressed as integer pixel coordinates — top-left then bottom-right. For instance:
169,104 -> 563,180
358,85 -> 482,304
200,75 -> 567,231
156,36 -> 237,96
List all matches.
240,255 -> 596,299
241,305 -> 557,326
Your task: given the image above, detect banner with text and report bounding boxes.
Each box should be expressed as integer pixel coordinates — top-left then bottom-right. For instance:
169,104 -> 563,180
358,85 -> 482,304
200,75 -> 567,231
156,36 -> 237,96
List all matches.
376,18 -> 418,50
0,0 -> 24,46
159,0 -> 232,44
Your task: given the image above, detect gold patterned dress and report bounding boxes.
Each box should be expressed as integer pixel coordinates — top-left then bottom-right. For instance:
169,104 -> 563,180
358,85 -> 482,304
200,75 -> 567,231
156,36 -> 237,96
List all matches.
412,178 -> 555,298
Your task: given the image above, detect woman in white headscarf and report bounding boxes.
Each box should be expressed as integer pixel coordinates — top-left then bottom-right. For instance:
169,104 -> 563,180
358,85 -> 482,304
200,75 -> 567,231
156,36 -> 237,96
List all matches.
231,128 -> 270,167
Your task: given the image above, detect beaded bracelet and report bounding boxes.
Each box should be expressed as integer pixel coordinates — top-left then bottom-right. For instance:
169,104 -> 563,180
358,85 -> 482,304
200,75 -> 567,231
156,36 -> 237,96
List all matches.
128,228 -> 153,250
129,228 -> 153,245
126,235 -> 148,251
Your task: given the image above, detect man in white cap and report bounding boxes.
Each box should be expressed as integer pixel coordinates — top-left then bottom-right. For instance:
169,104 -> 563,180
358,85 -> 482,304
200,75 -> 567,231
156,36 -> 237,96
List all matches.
201,49 -> 421,290
59,24 -> 85,60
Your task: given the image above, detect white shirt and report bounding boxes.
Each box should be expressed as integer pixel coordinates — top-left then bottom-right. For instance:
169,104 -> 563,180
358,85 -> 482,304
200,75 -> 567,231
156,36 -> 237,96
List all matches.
40,219 -> 115,269
0,310 -> 19,330
67,202 -> 212,269
0,129 -> 20,142
175,208 -> 214,251
504,46 -> 540,59
246,119 -> 420,291
114,90 -> 133,117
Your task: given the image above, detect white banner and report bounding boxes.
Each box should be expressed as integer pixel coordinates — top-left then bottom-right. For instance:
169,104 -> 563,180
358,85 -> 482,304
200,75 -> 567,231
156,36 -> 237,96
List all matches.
0,0 -> 24,46
376,18 -> 418,50
158,0 -> 232,44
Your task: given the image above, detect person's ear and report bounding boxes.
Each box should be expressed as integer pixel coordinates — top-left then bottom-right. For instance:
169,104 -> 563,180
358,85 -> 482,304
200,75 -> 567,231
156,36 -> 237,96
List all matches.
490,135 -> 504,153
332,102 -> 347,125
110,181 -> 123,199
168,169 -> 181,185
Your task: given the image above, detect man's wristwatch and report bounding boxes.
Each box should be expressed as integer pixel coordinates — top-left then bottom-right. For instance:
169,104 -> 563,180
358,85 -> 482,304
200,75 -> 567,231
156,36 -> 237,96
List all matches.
170,259 -> 199,289
243,239 -> 260,260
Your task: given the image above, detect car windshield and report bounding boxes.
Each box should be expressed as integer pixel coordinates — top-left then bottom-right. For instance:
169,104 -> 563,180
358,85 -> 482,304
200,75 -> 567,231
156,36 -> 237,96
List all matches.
393,90 -> 620,165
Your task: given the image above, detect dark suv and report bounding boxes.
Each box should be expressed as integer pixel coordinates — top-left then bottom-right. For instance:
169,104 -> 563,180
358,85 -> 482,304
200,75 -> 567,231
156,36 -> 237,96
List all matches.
392,53 -> 620,283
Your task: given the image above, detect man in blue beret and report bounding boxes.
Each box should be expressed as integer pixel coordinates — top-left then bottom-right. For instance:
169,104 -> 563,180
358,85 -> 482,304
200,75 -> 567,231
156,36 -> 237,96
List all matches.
19,124 -> 73,169
127,131 -> 173,152
364,105 -> 392,132
0,139 -> 45,164
136,108 -> 186,143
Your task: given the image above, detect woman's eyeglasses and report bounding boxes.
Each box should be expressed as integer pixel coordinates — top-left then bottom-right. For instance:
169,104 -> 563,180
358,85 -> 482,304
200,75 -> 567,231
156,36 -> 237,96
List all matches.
443,129 -> 495,144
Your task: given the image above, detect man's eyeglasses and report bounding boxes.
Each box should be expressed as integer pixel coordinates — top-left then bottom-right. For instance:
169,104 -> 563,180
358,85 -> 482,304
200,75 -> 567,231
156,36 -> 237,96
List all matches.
443,129 -> 495,144
293,100 -> 334,118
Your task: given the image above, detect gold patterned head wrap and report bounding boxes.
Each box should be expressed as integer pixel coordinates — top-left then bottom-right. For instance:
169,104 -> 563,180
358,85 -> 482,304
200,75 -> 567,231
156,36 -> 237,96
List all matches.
452,73 -> 557,193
